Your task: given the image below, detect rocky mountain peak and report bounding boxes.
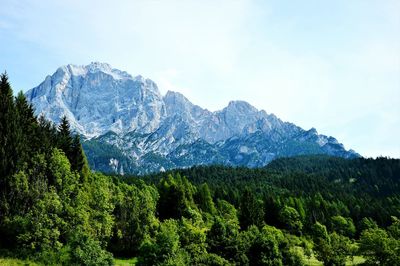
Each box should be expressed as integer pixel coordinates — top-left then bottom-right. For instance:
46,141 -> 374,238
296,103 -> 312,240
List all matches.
26,63 -> 360,174
226,100 -> 258,114
163,91 -> 204,117
86,61 -> 113,72
55,62 -> 133,81
164,90 -> 187,102
26,63 -> 166,137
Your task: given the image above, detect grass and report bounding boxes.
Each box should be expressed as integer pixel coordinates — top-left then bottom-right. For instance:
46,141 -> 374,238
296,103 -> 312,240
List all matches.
114,257 -> 138,266
347,256 -> 366,265
302,253 -> 365,266
303,253 -> 323,266
113,254 -> 364,266
1,253 -> 363,266
0,258 -> 40,266
0,257 -> 139,266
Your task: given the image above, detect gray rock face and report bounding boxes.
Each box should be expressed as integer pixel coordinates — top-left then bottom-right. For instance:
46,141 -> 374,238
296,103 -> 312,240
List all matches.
26,63 -> 360,174
26,62 -> 166,138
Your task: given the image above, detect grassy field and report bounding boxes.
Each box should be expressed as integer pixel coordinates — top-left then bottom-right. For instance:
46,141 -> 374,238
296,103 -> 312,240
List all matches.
0,255 -> 363,266
347,256 -> 366,265
114,257 -> 138,266
0,257 -> 138,266
0,258 -> 40,266
303,253 -> 365,266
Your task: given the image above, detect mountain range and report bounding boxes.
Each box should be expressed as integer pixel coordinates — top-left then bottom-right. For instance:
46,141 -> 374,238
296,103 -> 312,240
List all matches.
25,62 -> 359,174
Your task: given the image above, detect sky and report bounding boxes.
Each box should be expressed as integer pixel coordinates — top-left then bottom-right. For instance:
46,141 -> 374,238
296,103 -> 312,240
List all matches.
0,0 -> 399,158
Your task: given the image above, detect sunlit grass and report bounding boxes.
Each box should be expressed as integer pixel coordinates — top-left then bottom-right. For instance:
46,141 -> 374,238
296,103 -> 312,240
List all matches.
301,249 -> 365,266
0,253 -> 363,266
114,257 -> 138,266
347,256 -> 366,265
0,258 -> 40,266
303,253 -> 323,266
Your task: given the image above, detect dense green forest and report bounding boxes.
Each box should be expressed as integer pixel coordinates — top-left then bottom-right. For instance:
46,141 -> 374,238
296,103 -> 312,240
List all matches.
1,72 -> 400,265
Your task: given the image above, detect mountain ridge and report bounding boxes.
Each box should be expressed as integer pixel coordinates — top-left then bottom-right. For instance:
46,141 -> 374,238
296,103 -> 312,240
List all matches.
25,62 -> 359,174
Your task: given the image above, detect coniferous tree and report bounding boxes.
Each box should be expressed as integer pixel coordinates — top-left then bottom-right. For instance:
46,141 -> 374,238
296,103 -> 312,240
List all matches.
157,174 -> 197,220
37,115 -> 58,154
195,183 -> 216,214
264,196 -> 282,227
0,73 -> 19,229
15,91 -> 38,165
239,187 -> 265,230
70,134 -> 90,179
57,115 -> 73,158
56,117 -> 89,179
0,72 -> 18,180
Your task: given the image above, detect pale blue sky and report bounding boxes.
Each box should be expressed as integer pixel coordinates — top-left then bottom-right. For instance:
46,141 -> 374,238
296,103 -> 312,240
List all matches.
1,0 -> 399,158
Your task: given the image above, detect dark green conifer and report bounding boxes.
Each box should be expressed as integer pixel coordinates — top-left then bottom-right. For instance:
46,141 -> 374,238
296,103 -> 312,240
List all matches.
195,183 -> 216,214
70,134 -> 90,179
37,115 -> 58,153
57,115 -> 73,158
239,187 -> 265,229
0,72 -> 18,179
15,91 -> 37,165
0,72 -> 19,244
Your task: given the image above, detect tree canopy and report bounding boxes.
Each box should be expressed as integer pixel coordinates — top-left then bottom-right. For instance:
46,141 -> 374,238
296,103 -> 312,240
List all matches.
0,73 -> 399,265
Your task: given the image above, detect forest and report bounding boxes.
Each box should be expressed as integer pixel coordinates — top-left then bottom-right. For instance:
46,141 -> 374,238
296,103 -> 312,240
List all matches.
1,72 -> 400,265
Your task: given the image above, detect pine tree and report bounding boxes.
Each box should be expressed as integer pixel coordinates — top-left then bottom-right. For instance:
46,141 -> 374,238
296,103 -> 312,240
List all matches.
57,117 -> 89,179
0,72 -> 19,238
264,196 -> 282,227
239,187 -> 265,229
0,72 -> 18,179
15,91 -> 37,165
37,115 -> 58,154
70,135 -> 90,179
195,183 -> 216,214
57,115 -> 73,158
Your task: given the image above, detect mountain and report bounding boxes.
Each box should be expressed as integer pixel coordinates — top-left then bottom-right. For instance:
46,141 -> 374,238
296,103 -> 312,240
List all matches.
25,62 -> 359,174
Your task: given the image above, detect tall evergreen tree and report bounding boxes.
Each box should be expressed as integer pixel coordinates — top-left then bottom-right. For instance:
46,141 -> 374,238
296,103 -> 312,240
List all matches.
37,115 -> 57,154
239,187 -> 265,229
195,183 -> 216,214
15,91 -> 38,165
0,72 -> 18,179
0,73 -> 19,223
70,134 -> 90,179
57,115 -> 73,158
56,116 -> 90,179
264,196 -> 282,227
0,73 -> 23,250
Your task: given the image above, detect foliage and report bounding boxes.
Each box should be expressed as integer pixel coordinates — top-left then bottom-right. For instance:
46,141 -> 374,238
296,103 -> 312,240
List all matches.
279,206 -> 303,235
195,183 -> 216,215
358,217 -> 378,233
359,227 -> 400,266
157,174 -> 197,220
110,180 -> 158,256
312,223 -> 352,266
1,73 -> 400,265
137,219 -> 188,266
239,187 -> 265,230
330,215 -> 356,238
66,230 -> 114,266
0,74 -> 114,264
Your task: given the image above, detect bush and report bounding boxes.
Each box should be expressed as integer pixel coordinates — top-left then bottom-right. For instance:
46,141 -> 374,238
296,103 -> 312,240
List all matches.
198,253 -> 233,266
359,228 -> 400,266
66,231 -> 113,266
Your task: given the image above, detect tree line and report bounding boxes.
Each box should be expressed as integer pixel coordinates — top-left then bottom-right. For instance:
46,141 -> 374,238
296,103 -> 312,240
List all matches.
1,73 -> 399,265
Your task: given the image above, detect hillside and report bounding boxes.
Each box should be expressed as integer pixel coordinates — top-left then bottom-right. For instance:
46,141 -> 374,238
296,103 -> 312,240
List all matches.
2,72 -> 399,265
